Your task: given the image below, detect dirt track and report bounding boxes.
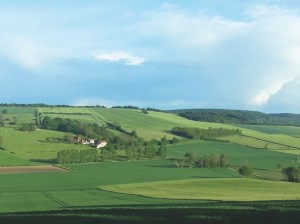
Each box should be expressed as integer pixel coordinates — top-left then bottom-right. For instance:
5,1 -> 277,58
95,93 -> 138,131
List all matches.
0,165 -> 68,174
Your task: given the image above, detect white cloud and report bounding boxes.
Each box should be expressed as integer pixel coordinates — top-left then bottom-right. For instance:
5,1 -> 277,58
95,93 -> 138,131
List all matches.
135,5 -> 248,55
0,37 -> 47,69
94,51 -> 145,66
250,76 -> 296,106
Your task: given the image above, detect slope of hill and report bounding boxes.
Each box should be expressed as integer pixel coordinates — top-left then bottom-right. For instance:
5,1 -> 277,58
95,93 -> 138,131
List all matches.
170,109 -> 300,126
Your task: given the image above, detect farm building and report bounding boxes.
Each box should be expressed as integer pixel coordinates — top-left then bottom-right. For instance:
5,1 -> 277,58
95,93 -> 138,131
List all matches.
96,141 -> 108,149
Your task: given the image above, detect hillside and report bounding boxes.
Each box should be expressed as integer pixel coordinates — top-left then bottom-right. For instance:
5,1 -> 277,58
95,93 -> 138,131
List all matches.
1,105 -> 300,224
170,109 -> 300,126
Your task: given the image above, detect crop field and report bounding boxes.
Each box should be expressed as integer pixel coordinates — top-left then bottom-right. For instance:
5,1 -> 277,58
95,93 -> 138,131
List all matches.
1,107 -> 300,223
233,124 -> 300,137
219,135 -> 290,150
0,160 -> 240,213
99,178 -> 300,201
168,140 -> 298,169
0,150 -> 35,166
0,107 -> 36,114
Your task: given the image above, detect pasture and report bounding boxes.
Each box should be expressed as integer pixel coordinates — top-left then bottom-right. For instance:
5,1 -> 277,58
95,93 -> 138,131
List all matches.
167,140 -> 298,169
0,127 -> 91,161
99,178 -> 300,201
1,106 -> 300,223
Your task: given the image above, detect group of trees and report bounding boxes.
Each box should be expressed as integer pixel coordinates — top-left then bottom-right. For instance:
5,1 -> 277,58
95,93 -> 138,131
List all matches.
175,152 -> 228,168
125,136 -> 168,161
170,109 -> 300,126
282,167 -> 300,182
0,113 -> 4,127
238,165 -> 253,177
42,116 -> 112,140
171,127 -> 242,140
57,148 -> 99,164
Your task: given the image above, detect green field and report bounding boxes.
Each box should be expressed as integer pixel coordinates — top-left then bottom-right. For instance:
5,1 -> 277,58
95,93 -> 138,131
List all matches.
99,178 -> 300,201
167,140 -> 297,169
0,127 -> 91,161
1,106 -> 300,223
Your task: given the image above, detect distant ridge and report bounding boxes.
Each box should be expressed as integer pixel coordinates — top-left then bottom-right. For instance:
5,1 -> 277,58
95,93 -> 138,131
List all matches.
1,103 -> 300,126
169,109 -> 300,126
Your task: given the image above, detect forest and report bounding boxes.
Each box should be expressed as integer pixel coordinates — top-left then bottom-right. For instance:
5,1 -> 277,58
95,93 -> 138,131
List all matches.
170,109 -> 300,126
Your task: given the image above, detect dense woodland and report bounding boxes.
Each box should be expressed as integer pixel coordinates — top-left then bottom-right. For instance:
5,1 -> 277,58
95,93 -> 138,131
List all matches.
175,152 -> 228,168
171,127 -> 241,140
170,109 -> 300,126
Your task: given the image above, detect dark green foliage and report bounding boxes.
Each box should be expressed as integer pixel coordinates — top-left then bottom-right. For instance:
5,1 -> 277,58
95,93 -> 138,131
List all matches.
124,138 -> 167,160
42,116 -> 111,140
112,105 -> 140,109
171,127 -> 241,140
239,165 -> 253,177
19,123 -> 37,132
171,137 -> 180,144
57,148 -> 99,164
141,109 -> 148,114
101,145 -> 117,161
282,167 -> 300,182
0,200 -> 300,224
0,113 -> 4,127
170,109 -> 300,126
2,109 -> 8,114
175,152 -> 229,168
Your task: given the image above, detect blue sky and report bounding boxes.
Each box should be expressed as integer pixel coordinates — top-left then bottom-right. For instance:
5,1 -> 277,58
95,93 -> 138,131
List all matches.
1,0 -> 300,112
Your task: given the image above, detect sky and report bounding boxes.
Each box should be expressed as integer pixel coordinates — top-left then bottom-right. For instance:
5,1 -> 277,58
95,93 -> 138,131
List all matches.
1,0 -> 300,112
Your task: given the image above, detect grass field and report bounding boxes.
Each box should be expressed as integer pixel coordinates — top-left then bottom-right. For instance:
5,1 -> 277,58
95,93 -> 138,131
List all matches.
168,140 -> 298,169
99,178 -> 300,201
233,124 -> 300,137
0,127 -> 91,161
0,160 -> 240,213
0,150 -> 36,166
1,106 -> 300,223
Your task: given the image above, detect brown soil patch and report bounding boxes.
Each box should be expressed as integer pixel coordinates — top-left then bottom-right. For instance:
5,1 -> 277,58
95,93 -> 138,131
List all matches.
0,165 -> 68,174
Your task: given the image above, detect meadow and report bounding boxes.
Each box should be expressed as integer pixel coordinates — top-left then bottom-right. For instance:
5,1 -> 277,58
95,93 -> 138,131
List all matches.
0,106 -> 300,223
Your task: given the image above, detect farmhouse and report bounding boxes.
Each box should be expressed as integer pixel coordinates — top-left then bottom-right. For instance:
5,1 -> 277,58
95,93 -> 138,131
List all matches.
83,139 -> 96,145
74,136 -> 107,148
96,140 -> 108,149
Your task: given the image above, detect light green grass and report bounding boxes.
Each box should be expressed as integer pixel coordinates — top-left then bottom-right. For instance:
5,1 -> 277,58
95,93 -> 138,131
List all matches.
273,150 -> 300,155
99,178 -> 300,201
233,124 -> 300,137
0,150 -> 36,166
0,107 -> 35,114
0,127 -> 91,161
241,131 -> 300,149
219,135 -> 289,150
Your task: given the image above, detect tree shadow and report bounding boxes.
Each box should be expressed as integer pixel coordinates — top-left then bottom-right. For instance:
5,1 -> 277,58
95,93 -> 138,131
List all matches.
29,159 -> 56,164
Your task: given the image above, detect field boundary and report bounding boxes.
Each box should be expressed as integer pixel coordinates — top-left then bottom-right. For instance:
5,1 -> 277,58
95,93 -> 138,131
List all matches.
240,134 -> 300,150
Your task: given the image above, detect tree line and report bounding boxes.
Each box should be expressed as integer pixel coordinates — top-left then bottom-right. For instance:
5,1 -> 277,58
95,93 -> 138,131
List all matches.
171,127 -> 241,140
175,152 -> 228,168
170,109 -> 300,126
41,116 -> 111,140
57,148 -> 99,164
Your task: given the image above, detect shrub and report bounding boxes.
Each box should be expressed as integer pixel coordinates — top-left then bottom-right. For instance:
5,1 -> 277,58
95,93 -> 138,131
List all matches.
282,167 -> 300,182
239,165 -> 253,177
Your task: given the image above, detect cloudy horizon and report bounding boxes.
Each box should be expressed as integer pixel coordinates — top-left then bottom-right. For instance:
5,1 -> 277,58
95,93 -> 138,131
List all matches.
1,0 -> 300,112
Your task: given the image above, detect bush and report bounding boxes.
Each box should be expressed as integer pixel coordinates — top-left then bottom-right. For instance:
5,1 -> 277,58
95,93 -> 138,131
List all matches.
282,167 -> 300,182
239,165 -> 253,177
